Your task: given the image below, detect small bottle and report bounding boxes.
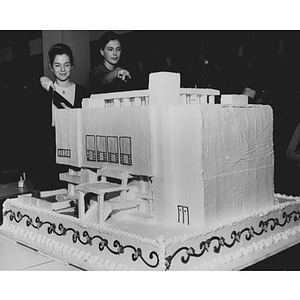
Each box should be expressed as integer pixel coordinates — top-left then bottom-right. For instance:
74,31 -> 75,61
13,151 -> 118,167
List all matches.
18,176 -> 24,188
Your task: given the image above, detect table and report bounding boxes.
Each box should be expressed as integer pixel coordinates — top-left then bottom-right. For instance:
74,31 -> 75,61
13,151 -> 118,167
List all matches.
243,242 -> 300,270
0,181 -> 34,224
0,180 -> 34,200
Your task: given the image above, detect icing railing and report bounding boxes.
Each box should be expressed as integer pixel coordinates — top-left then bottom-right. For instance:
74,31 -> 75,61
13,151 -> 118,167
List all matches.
82,87 -> 221,108
82,90 -> 149,108
179,88 -> 220,105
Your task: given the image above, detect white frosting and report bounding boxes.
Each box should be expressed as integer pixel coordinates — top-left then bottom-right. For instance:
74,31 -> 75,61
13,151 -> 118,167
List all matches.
221,94 -> 248,105
2,194 -> 300,270
2,72 -> 300,270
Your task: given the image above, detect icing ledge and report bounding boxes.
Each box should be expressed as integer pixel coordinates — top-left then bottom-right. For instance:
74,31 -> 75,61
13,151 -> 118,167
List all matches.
2,194 -> 300,270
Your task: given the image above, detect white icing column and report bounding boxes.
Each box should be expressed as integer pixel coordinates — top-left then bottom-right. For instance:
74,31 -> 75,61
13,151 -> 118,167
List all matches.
97,193 -> 105,224
66,168 -> 78,195
148,72 -> 180,225
78,191 -> 85,219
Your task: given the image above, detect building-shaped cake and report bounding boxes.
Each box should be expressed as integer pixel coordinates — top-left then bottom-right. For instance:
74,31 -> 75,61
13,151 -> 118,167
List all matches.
3,72 -> 300,271
55,72 -> 274,228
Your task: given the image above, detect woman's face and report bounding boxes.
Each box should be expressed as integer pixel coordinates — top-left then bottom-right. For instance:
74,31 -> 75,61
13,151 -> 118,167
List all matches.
100,39 -> 121,69
50,54 -> 73,82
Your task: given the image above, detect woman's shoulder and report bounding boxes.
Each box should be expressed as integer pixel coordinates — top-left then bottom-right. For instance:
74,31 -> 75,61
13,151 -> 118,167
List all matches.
73,83 -> 90,108
74,83 -> 90,97
74,82 -> 87,90
91,63 -> 109,76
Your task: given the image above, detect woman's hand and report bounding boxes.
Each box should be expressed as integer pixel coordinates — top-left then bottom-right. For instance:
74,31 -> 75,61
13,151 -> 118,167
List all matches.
40,76 -> 54,91
116,68 -> 131,82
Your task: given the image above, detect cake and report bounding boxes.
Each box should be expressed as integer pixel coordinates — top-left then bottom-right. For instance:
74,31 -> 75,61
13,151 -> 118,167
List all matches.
1,72 -> 300,271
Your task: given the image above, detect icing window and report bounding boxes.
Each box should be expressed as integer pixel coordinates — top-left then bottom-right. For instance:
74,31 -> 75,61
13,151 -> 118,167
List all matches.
96,135 -> 107,162
119,137 -> 132,165
57,148 -> 71,158
107,136 -> 119,163
86,135 -> 96,161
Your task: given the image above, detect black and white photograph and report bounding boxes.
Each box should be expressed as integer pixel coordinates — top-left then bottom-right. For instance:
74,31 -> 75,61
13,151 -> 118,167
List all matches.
0,1 -> 299,299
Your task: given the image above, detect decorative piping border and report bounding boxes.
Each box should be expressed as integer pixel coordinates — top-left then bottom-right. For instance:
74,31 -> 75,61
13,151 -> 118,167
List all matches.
3,210 -> 160,269
2,196 -> 300,270
164,209 -> 300,270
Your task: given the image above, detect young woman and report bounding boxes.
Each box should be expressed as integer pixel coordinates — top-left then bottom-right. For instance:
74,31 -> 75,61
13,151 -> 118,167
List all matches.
36,43 -> 89,191
40,43 -> 90,125
90,31 -> 131,93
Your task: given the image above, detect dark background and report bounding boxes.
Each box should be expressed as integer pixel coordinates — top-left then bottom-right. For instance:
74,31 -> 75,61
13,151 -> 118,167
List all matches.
1,30 -> 300,195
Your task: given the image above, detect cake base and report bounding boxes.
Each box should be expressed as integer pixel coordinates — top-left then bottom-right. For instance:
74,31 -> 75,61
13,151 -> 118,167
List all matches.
1,194 -> 300,270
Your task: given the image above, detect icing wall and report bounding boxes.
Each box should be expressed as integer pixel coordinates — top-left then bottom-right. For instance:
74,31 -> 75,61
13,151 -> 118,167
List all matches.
55,107 -> 152,175
55,109 -> 82,167
164,103 -> 274,228
81,107 -> 152,174
169,105 -> 205,227
201,104 -> 274,225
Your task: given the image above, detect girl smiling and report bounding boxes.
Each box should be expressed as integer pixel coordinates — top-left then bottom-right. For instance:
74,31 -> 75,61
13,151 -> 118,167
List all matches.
90,31 -> 131,93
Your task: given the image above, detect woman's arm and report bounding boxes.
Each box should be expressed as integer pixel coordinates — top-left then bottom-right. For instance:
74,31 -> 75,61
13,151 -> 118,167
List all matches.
40,76 -> 54,91
90,64 -> 131,93
102,67 -> 131,84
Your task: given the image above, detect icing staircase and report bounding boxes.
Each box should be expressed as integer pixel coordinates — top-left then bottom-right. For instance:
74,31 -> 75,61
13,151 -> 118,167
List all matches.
76,168 -> 138,225
82,201 -> 98,223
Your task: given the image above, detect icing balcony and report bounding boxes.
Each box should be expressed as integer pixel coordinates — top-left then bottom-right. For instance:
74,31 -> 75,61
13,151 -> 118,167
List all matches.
179,88 -> 220,104
82,90 -> 150,108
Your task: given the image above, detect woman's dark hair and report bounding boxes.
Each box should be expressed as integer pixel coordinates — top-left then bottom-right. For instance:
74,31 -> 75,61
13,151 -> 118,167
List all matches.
98,31 -> 121,51
48,43 -> 74,66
